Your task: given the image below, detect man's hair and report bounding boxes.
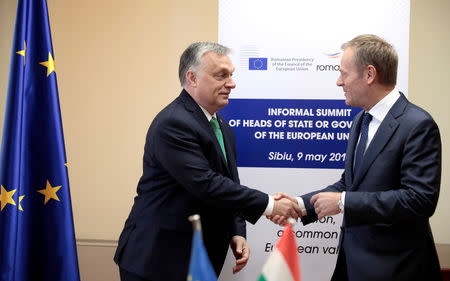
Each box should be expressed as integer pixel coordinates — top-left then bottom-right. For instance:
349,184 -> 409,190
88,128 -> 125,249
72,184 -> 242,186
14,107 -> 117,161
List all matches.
341,34 -> 398,86
179,42 -> 231,87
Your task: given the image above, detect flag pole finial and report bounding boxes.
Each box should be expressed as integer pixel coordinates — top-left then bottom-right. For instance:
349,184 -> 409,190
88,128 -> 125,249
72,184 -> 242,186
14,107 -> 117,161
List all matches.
189,214 -> 202,232
288,217 -> 297,226
187,214 -> 217,280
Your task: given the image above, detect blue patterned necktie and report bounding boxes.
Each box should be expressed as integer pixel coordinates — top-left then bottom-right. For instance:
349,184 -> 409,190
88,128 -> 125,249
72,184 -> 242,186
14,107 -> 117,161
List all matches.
210,117 -> 227,162
354,112 -> 372,173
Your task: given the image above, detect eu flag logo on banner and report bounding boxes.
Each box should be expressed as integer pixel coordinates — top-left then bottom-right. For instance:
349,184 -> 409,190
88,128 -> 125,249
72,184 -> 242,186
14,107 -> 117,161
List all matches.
249,58 -> 268,70
0,0 -> 80,281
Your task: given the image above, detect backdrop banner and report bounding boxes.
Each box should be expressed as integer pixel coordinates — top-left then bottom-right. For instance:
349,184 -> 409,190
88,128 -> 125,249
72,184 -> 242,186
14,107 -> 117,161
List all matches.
218,1 -> 410,280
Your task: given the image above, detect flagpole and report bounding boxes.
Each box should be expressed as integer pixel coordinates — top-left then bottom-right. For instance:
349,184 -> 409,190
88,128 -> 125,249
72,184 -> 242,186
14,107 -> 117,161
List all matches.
189,214 -> 202,232
288,217 -> 297,226
187,214 -> 218,281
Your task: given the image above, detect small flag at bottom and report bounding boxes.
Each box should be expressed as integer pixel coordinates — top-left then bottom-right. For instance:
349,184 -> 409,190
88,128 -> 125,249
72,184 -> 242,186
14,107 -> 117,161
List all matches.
257,222 -> 301,281
187,215 -> 217,281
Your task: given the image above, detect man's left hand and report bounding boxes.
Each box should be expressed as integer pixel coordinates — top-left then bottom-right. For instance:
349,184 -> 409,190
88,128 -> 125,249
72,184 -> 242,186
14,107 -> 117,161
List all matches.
310,192 -> 341,220
230,235 -> 250,274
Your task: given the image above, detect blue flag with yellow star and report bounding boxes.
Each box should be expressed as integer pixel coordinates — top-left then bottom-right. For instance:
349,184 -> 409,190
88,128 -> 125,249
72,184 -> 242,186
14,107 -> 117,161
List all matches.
0,0 -> 80,280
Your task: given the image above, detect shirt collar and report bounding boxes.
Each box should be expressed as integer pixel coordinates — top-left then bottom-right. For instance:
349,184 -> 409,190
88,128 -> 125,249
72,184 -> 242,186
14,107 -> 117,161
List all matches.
367,88 -> 401,123
198,104 -> 216,122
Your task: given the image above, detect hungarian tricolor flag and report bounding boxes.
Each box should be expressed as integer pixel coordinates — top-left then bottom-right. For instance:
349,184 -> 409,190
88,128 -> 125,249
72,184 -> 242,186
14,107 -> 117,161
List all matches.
257,223 -> 301,281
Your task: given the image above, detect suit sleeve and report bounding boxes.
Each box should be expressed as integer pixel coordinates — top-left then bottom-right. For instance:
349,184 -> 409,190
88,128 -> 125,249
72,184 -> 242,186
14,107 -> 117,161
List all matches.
344,118 -> 441,226
231,216 -> 246,238
226,126 -> 247,238
152,116 -> 268,224
300,173 -> 346,225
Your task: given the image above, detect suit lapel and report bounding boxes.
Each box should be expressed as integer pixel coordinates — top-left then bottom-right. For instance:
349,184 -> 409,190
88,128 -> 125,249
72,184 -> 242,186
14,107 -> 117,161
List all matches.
217,114 -> 238,180
352,94 -> 408,187
346,111 -> 363,187
213,115 -> 229,171
352,115 -> 399,186
180,90 -> 231,175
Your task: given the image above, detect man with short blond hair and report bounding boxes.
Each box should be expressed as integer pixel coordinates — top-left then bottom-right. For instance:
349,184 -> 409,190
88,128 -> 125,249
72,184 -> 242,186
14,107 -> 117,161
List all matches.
272,34 -> 442,280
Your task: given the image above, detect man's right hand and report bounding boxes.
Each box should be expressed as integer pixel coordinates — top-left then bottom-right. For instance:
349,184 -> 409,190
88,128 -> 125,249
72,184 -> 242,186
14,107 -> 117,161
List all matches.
271,197 -> 301,221
268,192 -> 301,225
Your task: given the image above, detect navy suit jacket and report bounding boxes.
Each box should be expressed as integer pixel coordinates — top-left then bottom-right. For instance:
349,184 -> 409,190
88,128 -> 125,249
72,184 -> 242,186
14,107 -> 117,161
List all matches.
301,94 -> 442,281
114,90 -> 268,281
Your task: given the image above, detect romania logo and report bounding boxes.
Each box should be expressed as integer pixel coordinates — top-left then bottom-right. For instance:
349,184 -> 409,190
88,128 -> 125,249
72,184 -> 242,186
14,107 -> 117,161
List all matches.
325,52 -> 342,59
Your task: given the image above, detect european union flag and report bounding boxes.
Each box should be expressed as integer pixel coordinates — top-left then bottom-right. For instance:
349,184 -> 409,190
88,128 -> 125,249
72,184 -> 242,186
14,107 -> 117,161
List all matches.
249,57 -> 268,70
0,0 -> 80,280
187,230 -> 217,281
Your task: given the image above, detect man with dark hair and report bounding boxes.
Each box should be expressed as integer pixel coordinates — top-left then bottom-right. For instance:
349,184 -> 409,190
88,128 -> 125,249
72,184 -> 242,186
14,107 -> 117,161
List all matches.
272,34 -> 442,280
114,42 -> 301,281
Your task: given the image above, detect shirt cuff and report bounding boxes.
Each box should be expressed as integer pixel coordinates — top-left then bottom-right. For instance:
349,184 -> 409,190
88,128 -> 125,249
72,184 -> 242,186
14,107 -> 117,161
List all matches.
263,195 -> 274,216
340,191 -> 346,213
296,197 -> 307,217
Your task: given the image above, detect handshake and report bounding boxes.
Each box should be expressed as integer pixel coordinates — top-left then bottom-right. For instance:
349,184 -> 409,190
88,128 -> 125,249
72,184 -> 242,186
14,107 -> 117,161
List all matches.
267,192 -> 342,225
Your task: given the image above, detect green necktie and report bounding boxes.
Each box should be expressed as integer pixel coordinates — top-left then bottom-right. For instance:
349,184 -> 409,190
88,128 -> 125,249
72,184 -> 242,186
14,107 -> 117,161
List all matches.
210,117 -> 227,161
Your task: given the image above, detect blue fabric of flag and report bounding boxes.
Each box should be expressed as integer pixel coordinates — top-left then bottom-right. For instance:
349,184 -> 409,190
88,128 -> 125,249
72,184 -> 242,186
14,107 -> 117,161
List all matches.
187,231 -> 217,281
0,0 -> 80,280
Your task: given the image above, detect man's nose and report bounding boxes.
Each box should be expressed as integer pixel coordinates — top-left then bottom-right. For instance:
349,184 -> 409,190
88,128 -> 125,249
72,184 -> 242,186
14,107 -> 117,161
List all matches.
226,77 -> 236,89
336,75 -> 343,86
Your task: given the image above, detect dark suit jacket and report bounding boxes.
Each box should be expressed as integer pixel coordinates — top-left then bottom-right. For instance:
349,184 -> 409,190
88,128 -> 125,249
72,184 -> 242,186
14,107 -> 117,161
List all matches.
114,90 -> 268,281
301,94 -> 442,281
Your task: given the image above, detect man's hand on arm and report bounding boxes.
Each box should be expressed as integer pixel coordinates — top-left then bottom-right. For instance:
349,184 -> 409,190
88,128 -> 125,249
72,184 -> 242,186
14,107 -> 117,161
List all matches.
230,236 -> 249,274
310,192 -> 341,220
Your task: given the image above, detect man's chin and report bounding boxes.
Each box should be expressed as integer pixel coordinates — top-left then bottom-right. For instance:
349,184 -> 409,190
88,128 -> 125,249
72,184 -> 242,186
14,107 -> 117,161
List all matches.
344,96 -> 355,107
215,100 -> 229,112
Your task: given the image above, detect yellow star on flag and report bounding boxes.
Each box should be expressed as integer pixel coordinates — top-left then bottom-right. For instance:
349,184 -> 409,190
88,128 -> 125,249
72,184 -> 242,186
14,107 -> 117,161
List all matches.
39,52 -> 56,77
0,185 -> 16,211
37,180 -> 61,204
18,195 -> 25,211
16,41 -> 26,65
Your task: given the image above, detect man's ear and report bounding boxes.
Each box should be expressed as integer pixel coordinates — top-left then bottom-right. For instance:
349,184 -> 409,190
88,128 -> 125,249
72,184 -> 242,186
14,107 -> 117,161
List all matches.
366,65 -> 377,85
186,70 -> 197,87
